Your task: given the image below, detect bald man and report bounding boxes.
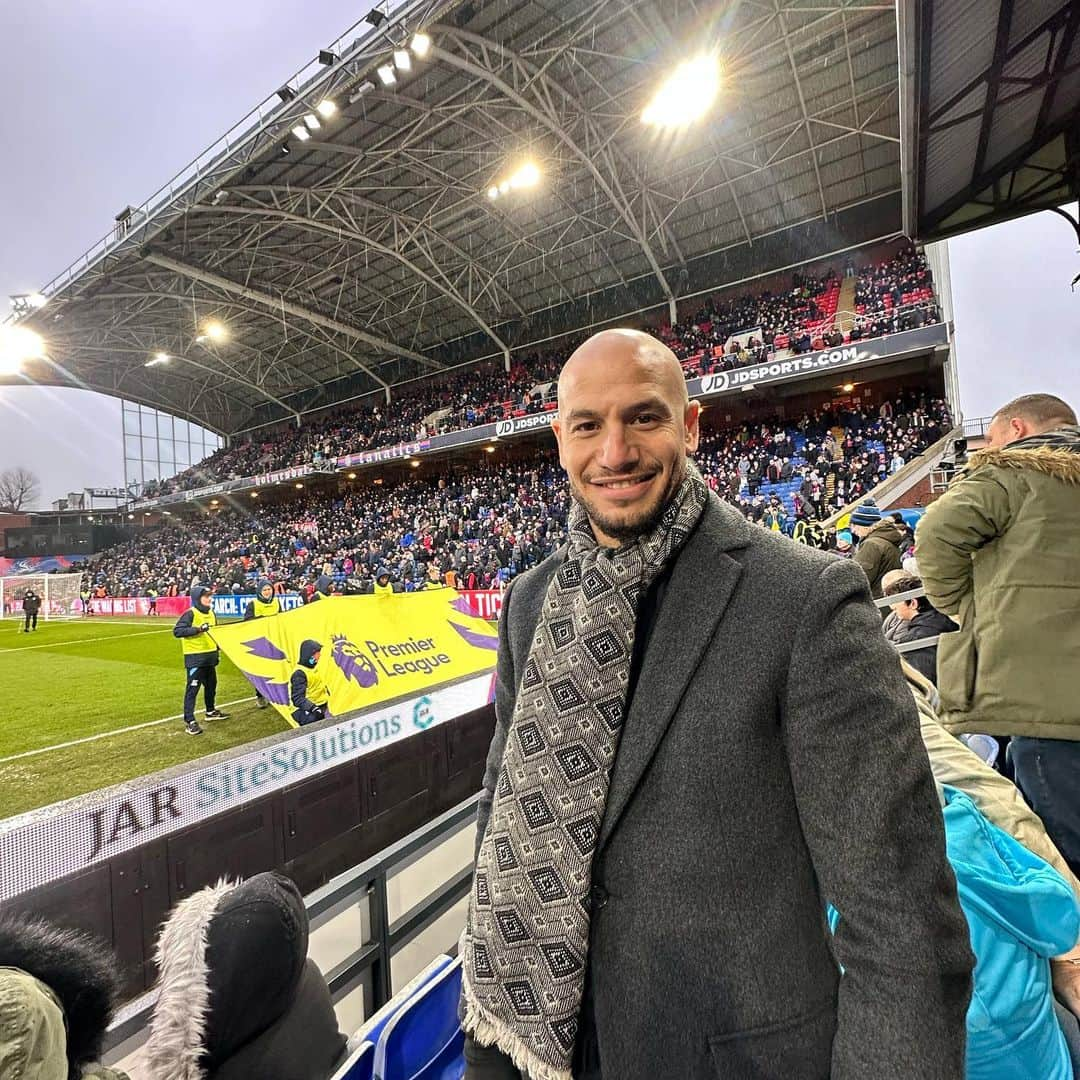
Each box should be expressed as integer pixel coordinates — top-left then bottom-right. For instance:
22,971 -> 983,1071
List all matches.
461,329 -> 971,1080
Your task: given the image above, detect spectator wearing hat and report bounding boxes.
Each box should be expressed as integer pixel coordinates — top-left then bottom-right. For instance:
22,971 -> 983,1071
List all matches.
0,913 -> 130,1080
138,872 -> 347,1080
850,499 -> 904,598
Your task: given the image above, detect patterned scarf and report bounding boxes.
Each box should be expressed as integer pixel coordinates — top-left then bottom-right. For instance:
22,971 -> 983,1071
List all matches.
462,462 -> 709,1080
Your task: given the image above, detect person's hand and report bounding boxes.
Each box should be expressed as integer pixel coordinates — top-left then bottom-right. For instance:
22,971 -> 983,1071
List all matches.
200,623 -> 211,633
1052,948 -> 1080,1018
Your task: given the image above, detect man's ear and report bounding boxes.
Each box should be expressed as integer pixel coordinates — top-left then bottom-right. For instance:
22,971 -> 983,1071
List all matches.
685,400 -> 702,452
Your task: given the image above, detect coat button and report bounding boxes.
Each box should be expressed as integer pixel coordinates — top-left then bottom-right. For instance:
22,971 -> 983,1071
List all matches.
590,884 -> 609,910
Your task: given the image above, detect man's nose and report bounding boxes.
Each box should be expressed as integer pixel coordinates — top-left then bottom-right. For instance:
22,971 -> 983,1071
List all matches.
597,424 -> 637,471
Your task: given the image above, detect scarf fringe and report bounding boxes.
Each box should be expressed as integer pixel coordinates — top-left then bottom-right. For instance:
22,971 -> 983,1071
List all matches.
463,992 -> 573,1080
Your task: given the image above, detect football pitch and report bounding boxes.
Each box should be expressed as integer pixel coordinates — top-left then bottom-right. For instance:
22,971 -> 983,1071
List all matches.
0,616 -> 288,819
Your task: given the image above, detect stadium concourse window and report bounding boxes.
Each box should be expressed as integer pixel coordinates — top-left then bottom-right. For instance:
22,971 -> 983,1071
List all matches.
122,400 -> 221,497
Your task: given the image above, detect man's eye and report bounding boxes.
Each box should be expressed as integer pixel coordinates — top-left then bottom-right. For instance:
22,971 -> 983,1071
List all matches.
573,422 -> 598,434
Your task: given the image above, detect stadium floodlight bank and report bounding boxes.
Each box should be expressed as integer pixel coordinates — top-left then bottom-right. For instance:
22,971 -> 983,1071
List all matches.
0,573 -> 84,620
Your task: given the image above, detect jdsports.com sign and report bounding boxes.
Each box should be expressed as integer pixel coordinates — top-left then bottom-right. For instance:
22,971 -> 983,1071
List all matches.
495,412 -> 558,438
698,345 -> 872,395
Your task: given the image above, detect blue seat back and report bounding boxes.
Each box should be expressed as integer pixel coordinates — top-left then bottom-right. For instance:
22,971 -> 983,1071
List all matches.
331,1040 -> 376,1080
374,957 -> 464,1080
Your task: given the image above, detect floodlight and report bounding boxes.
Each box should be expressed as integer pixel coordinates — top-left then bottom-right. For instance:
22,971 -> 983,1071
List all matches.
128,513 -> 135,520
276,86 -> 296,103
295,482 -> 304,489
487,185 -> 499,200
365,9 -> 386,27
348,81 -> 376,103
28,293 -> 47,309
485,445 -> 495,453
203,320 -> 227,341
316,98 -> 337,118
304,113 -> 321,131
411,32 -> 431,57
642,54 -> 721,128
145,352 -> 170,367
410,460 -> 420,468
251,491 -> 258,498
842,382 -> 854,393
510,161 -> 540,188
348,472 -> 357,479
0,325 -> 45,374
292,124 -> 312,141
377,64 -> 396,86
498,180 -> 510,194
319,49 -> 338,66
393,49 -> 411,72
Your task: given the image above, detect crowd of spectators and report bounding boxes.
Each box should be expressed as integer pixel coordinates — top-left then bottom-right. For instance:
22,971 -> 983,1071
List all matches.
138,247 -> 939,499
92,394 -> 950,599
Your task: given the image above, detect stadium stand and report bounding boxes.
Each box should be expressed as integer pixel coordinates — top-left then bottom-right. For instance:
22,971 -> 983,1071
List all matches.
136,247 -> 939,499
87,396 -> 950,599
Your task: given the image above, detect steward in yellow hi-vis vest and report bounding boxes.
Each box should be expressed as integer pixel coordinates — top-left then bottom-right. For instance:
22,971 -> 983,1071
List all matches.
290,639 -> 330,726
374,567 -> 395,596
243,578 -> 281,709
172,585 -> 229,736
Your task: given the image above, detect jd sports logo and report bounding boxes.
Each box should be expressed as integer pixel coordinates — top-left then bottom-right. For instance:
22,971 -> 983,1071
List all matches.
701,372 -> 729,393
496,420 -> 514,437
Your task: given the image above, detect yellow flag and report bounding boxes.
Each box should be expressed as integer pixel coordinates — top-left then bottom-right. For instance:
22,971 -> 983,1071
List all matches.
211,591 -> 499,727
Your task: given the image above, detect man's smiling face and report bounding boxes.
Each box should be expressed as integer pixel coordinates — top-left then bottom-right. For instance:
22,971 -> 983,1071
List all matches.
553,330 -> 700,547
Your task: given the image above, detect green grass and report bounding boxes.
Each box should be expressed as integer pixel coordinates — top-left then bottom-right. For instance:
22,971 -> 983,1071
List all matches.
0,616 -> 288,819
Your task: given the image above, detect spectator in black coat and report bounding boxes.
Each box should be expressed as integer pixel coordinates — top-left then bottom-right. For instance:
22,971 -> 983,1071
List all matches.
882,573 -> 957,682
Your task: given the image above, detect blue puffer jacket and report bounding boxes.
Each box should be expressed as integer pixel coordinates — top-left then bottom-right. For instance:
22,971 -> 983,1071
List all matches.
942,786 -> 1079,1080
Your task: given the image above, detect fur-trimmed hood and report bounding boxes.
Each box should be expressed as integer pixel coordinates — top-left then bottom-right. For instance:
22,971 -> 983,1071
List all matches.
965,425 -> 1080,485
139,872 -> 345,1080
0,913 -> 121,1079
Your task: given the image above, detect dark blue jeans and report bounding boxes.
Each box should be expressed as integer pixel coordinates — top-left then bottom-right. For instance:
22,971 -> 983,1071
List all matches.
1008,737 -> 1080,878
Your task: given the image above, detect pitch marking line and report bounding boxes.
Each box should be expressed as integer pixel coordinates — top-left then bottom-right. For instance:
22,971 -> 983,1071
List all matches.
0,627 -> 174,654
0,695 -> 258,764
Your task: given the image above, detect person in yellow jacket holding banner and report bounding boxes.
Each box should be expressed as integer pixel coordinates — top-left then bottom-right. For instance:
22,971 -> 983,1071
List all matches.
373,567 -> 395,596
418,562 -> 446,590
243,578 -> 281,709
173,585 -> 230,735
290,639 -> 330,726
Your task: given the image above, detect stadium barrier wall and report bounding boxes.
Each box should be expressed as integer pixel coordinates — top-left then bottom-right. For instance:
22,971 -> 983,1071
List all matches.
0,677 -> 495,999
458,589 -> 503,620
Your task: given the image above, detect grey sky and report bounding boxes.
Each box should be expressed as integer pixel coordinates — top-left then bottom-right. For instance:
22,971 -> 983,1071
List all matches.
2,3 -> 1078,508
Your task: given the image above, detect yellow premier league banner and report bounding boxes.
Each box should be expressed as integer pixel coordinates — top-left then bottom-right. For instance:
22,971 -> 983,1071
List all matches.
211,591 -> 499,726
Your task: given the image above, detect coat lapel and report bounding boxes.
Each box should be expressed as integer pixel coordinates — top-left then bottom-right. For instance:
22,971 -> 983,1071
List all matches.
597,496 -> 750,854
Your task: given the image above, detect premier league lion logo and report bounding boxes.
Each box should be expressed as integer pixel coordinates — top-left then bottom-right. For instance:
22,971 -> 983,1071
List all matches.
331,634 -> 379,688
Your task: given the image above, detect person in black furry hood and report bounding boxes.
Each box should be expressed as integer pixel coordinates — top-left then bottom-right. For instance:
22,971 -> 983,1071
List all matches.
0,911 -> 129,1079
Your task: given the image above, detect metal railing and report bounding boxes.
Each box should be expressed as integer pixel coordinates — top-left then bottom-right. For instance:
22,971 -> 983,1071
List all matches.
873,586 -> 941,656
102,793 -> 478,1059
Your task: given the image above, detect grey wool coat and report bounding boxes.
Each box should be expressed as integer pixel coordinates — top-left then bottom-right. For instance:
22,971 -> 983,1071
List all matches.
475,493 -> 973,1080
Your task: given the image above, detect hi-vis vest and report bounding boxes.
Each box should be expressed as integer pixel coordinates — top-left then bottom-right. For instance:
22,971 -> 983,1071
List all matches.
374,581 -> 393,597
182,607 -> 218,656
300,665 -> 330,706
253,596 -> 281,617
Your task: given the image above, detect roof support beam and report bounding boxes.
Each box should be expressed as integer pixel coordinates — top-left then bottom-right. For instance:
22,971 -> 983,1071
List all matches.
191,200 -> 512,366
142,252 -> 429,378
429,40 -> 679,321
972,0 -> 1016,184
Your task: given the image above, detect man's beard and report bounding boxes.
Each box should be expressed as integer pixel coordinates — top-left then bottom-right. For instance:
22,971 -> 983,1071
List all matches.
570,457 -> 686,544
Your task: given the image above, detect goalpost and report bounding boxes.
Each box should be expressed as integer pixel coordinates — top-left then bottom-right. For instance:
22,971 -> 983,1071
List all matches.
0,573 -> 85,621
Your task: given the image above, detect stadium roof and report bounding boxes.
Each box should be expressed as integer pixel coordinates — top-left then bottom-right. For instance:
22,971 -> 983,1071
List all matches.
900,0 -> 1080,242
7,0 -> 908,436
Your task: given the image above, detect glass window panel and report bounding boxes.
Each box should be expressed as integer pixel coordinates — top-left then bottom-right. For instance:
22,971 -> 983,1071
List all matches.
140,435 -> 156,460
123,408 -> 140,436
158,414 -> 173,442
174,419 -> 190,444
176,445 -> 190,468
124,433 -> 141,457
159,441 -> 174,465
125,459 -> 143,485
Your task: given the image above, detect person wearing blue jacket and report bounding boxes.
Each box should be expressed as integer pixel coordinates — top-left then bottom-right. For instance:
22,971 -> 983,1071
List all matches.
172,586 -> 230,735
941,786 -> 1079,1079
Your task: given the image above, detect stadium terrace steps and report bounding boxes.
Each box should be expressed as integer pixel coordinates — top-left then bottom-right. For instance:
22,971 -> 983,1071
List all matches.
835,275 -> 858,335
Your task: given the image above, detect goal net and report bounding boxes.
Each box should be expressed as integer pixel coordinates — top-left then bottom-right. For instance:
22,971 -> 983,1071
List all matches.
0,574 -> 85,620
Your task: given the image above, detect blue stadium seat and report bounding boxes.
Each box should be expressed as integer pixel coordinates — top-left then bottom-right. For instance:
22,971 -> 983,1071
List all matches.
374,957 -> 464,1080
961,733 -> 1000,768
331,1040 -> 375,1080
